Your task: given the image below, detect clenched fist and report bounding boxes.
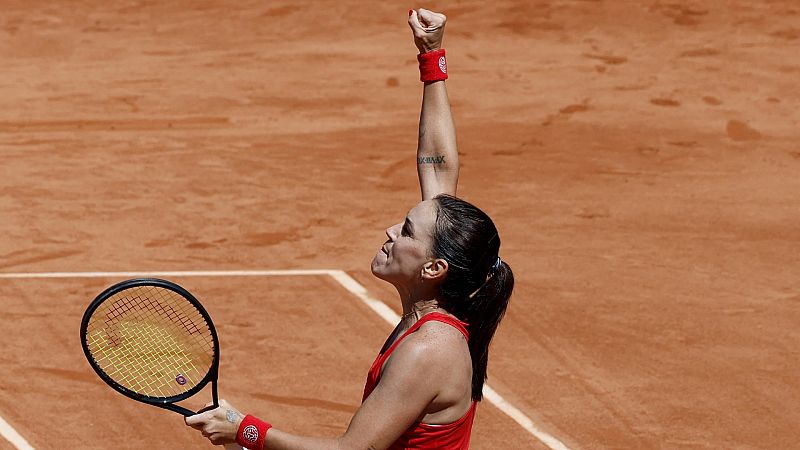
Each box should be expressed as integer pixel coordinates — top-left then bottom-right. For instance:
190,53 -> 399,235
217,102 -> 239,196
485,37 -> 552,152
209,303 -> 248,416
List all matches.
408,9 -> 447,53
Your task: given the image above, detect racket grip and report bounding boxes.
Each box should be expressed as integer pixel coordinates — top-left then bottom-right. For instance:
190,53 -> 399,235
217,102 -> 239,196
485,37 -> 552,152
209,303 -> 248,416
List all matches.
196,402 -> 219,414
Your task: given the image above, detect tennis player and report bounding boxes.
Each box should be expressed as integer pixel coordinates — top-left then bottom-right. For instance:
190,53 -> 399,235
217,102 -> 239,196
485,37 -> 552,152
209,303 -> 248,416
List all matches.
186,8 -> 514,450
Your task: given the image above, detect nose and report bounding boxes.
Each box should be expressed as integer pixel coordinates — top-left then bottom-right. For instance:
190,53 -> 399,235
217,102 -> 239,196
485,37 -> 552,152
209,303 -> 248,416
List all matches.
386,223 -> 401,241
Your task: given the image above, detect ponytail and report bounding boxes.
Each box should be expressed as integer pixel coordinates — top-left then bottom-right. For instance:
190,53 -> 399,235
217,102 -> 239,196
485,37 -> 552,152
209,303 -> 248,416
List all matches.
460,260 -> 513,401
431,195 -> 515,401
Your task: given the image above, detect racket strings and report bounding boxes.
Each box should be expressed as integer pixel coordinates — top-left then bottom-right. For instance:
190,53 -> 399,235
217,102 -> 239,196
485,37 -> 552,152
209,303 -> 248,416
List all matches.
85,285 -> 215,399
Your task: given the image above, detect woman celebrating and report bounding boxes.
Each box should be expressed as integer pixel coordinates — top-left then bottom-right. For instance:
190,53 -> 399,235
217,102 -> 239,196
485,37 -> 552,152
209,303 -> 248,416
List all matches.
186,8 -> 514,450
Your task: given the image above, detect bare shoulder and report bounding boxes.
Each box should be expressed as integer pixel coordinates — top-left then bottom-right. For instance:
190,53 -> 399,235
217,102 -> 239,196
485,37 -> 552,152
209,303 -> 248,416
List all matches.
388,319 -> 469,370
379,318 -> 472,415
414,319 -> 468,347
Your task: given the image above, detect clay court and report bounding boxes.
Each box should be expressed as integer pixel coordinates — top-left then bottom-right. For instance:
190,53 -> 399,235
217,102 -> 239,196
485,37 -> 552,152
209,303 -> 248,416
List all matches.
1,1 -> 798,449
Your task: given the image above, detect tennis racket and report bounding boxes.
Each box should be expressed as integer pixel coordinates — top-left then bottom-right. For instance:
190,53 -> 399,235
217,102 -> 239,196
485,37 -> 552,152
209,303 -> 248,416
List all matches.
80,278 -> 220,417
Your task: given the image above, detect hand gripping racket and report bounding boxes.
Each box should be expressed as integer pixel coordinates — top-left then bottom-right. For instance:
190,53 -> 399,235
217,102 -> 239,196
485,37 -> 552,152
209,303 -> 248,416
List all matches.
80,278 -> 220,417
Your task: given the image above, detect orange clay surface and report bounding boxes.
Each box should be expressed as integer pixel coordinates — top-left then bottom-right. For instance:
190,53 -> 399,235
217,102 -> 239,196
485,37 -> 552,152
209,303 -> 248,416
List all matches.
1,1 -> 798,449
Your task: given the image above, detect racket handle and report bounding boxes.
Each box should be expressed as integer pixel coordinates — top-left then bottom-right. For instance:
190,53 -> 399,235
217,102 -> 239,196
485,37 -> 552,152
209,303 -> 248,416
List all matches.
196,402 -> 219,415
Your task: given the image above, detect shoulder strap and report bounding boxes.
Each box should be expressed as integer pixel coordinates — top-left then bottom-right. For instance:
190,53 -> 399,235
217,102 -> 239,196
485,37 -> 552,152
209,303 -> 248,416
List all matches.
383,312 -> 469,358
421,312 -> 470,340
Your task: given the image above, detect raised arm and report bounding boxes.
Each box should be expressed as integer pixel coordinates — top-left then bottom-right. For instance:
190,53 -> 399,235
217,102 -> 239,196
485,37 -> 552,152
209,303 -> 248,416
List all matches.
409,9 -> 459,200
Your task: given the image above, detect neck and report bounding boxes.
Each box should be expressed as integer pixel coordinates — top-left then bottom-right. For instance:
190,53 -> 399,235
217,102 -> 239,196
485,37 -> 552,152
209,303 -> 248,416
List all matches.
394,283 -> 443,323
401,298 -> 441,322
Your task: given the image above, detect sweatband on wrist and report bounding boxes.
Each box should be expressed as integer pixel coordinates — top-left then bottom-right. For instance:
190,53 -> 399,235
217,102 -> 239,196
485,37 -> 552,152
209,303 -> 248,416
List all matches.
418,49 -> 448,82
236,415 -> 272,450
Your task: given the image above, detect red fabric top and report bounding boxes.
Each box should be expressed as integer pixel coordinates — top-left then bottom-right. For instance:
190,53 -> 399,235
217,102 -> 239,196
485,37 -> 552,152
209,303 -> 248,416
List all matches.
362,312 -> 476,450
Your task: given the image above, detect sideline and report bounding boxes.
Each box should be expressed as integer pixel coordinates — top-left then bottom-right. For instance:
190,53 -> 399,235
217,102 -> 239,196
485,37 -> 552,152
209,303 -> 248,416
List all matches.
0,416 -> 34,450
328,270 -> 571,450
0,269 -> 571,450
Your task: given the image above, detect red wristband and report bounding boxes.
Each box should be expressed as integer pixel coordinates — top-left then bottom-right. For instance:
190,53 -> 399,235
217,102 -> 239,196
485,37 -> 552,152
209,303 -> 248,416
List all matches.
236,415 -> 272,450
418,49 -> 448,82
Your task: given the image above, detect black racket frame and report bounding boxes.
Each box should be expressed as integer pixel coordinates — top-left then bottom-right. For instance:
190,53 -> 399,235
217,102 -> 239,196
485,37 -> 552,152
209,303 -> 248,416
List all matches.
80,278 -> 220,416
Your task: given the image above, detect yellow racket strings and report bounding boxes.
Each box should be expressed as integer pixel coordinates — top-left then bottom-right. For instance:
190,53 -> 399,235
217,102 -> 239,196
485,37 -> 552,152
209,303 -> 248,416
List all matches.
85,286 -> 215,398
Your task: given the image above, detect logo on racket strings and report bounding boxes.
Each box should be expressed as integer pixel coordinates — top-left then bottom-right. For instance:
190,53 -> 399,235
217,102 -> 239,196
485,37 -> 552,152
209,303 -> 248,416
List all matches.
243,425 -> 259,444
438,56 -> 447,74
175,374 -> 187,385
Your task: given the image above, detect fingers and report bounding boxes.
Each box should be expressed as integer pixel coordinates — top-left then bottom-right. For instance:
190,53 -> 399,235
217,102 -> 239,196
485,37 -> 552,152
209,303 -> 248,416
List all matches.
187,399 -> 243,446
408,9 -> 422,31
185,402 -> 222,427
415,8 -> 446,30
408,8 -> 447,53
202,426 -> 236,446
185,414 -> 208,430
210,434 -> 231,446
199,422 -> 222,438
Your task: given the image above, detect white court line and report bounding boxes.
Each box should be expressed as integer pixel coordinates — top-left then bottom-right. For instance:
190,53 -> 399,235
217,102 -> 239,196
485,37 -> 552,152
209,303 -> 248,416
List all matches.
0,416 -> 34,450
0,269 -> 571,450
0,269 -> 333,279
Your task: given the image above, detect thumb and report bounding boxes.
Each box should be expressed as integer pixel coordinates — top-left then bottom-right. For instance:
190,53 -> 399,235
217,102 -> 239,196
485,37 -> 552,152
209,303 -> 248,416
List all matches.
408,9 -> 423,31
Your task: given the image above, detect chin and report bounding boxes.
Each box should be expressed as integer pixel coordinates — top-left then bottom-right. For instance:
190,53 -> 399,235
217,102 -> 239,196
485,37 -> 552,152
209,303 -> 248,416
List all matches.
371,250 -> 389,277
370,260 -> 399,286
371,259 -> 387,280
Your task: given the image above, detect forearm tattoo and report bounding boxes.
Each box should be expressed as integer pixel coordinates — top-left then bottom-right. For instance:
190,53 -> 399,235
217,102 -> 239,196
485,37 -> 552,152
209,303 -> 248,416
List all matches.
417,155 -> 446,164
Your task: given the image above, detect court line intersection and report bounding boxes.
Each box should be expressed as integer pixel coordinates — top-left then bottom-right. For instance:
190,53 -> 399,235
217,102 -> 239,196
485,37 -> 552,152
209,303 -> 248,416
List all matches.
0,269 -> 570,450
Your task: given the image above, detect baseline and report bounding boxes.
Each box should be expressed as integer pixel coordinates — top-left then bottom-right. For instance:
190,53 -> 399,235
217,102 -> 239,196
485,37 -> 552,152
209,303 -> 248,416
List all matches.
0,270 -> 332,279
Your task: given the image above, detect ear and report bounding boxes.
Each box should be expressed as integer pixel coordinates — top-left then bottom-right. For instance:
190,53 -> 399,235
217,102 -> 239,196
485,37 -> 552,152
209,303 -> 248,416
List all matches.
421,258 -> 448,281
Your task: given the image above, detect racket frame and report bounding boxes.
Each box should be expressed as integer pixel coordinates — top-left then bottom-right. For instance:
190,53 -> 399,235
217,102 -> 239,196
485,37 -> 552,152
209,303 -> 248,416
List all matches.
80,278 -> 220,416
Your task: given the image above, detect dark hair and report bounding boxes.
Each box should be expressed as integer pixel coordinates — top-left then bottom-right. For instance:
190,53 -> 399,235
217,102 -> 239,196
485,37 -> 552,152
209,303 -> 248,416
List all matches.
430,194 -> 514,401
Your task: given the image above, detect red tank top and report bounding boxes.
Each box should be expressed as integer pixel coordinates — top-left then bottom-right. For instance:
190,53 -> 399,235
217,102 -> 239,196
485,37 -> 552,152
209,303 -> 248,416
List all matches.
362,312 -> 477,450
